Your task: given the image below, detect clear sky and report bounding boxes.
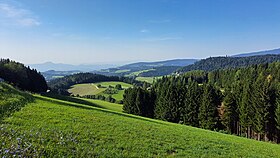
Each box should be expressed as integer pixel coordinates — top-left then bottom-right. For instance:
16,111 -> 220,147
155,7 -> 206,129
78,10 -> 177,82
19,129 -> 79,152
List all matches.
1,0 -> 280,64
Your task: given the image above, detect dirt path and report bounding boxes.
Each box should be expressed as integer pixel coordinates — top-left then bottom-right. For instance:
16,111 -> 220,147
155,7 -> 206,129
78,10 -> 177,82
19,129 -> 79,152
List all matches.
91,83 -> 99,89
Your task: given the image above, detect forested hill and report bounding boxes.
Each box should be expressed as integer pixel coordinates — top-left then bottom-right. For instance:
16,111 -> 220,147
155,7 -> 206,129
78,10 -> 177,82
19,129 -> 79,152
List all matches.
233,48 -> 280,57
0,59 -> 47,92
48,73 -> 141,95
120,59 -> 197,68
124,61 -> 280,143
177,54 -> 280,73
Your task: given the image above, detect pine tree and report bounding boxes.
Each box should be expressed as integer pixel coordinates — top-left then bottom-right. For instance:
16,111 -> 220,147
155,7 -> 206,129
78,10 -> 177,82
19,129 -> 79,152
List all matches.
198,84 -> 220,130
182,79 -> 201,127
275,89 -> 280,143
239,83 -> 253,138
221,90 -> 238,134
252,77 -> 271,140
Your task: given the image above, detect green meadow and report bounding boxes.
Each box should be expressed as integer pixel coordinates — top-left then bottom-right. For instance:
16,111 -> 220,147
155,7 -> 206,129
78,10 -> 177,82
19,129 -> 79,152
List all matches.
68,81 -> 133,101
1,86 -> 280,157
136,76 -> 162,84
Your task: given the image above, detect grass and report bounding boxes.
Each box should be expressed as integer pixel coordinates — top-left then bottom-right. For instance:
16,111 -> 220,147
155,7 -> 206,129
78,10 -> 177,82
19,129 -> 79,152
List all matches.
96,81 -> 132,89
125,69 -> 155,77
41,93 -> 123,112
1,94 -> 280,157
68,83 -> 105,96
81,98 -> 123,112
68,81 -> 133,101
115,69 -> 130,73
0,83 -> 33,120
136,76 -> 162,84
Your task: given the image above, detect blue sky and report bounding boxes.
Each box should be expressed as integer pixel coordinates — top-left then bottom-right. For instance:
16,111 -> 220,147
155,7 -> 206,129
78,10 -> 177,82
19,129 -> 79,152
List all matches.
1,0 -> 280,64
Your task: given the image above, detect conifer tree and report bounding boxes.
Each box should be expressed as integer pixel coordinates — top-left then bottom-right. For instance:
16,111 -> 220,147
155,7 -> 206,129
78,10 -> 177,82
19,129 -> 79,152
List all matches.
221,90 -> 238,134
182,79 -> 201,127
198,84 -> 220,130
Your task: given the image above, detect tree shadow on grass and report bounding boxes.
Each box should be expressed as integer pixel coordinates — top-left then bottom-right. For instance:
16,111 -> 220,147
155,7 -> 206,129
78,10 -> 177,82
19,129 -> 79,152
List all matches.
36,94 -> 167,126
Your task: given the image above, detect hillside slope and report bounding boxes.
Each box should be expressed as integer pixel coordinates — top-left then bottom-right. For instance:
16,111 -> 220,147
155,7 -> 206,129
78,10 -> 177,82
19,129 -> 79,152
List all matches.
177,54 -> 280,73
1,95 -> 280,157
0,83 -> 33,120
233,48 -> 280,57
94,59 -> 197,77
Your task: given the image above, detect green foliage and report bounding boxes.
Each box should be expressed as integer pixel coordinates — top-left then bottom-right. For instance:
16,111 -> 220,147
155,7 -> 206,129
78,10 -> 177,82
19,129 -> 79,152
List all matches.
69,82 -> 133,102
182,79 -> 201,127
115,84 -> 122,90
124,62 -> 280,142
138,66 -> 181,77
221,90 -> 238,134
0,83 -> 34,120
275,89 -> 280,130
0,59 -> 47,92
123,87 -> 155,118
48,73 -> 120,95
1,95 -> 280,157
198,84 -> 220,130
178,54 -> 280,73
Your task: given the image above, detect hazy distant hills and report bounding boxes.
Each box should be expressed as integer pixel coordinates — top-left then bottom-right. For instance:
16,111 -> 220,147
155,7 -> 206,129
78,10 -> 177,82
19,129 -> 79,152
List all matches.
119,59 -> 197,69
33,48 -> 280,80
177,54 -> 280,73
232,48 -> 280,57
93,59 -> 198,77
29,62 -> 117,72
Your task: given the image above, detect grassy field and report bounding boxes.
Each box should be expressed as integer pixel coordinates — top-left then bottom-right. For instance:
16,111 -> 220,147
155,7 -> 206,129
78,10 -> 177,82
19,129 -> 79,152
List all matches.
125,69 -> 155,77
115,69 -> 130,73
68,83 -> 105,96
68,81 -> 133,101
0,83 -> 33,120
1,94 -> 280,157
81,98 -> 123,112
136,76 -> 162,84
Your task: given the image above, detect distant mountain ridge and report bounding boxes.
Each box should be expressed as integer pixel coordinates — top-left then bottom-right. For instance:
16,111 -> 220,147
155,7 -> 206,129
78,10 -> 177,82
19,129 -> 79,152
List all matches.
119,59 -> 197,69
177,54 -> 280,73
232,48 -> 280,57
94,59 -> 198,77
29,62 -> 117,72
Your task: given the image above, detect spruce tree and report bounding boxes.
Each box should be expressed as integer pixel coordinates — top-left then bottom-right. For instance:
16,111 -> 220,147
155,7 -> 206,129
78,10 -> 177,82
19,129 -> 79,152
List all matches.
221,90 -> 238,134
198,84 -> 220,130
182,79 -> 201,127
252,77 -> 271,140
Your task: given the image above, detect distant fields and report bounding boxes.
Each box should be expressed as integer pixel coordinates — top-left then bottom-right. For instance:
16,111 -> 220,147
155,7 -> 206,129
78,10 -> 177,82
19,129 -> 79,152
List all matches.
115,69 -> 130,73
68,83 -> 104,96
68,81 -> 133,101
136,76 -> 162,84
125,69 -> 155,77
1,95 -> 280,157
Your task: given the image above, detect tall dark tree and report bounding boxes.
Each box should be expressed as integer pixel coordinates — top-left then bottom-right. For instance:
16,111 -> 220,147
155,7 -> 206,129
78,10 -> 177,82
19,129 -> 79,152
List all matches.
182,79 -> 201,127
198,84 -> 220,130
221,90 -> 238,134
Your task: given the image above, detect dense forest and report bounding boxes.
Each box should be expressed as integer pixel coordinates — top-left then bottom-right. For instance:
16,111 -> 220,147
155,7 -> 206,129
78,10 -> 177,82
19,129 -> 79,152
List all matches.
124,62 -> 280,143
48,72 -> 143,95
138,66 -> 181,77
0,59 -> 47,92
177,54 -> 280,73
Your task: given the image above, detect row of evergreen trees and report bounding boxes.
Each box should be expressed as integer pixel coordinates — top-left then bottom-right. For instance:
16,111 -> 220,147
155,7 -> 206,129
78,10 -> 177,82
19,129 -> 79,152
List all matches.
177,54 -> 280,73
123,62 -> 280,143
0,59 -> 47,92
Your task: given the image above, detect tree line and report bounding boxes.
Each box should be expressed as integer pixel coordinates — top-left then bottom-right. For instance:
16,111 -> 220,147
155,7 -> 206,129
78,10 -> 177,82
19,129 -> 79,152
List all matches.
0,59 -> 47,93
123,62 -> 280,143
177,54 -> 280,74
138,66 -> 181,77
